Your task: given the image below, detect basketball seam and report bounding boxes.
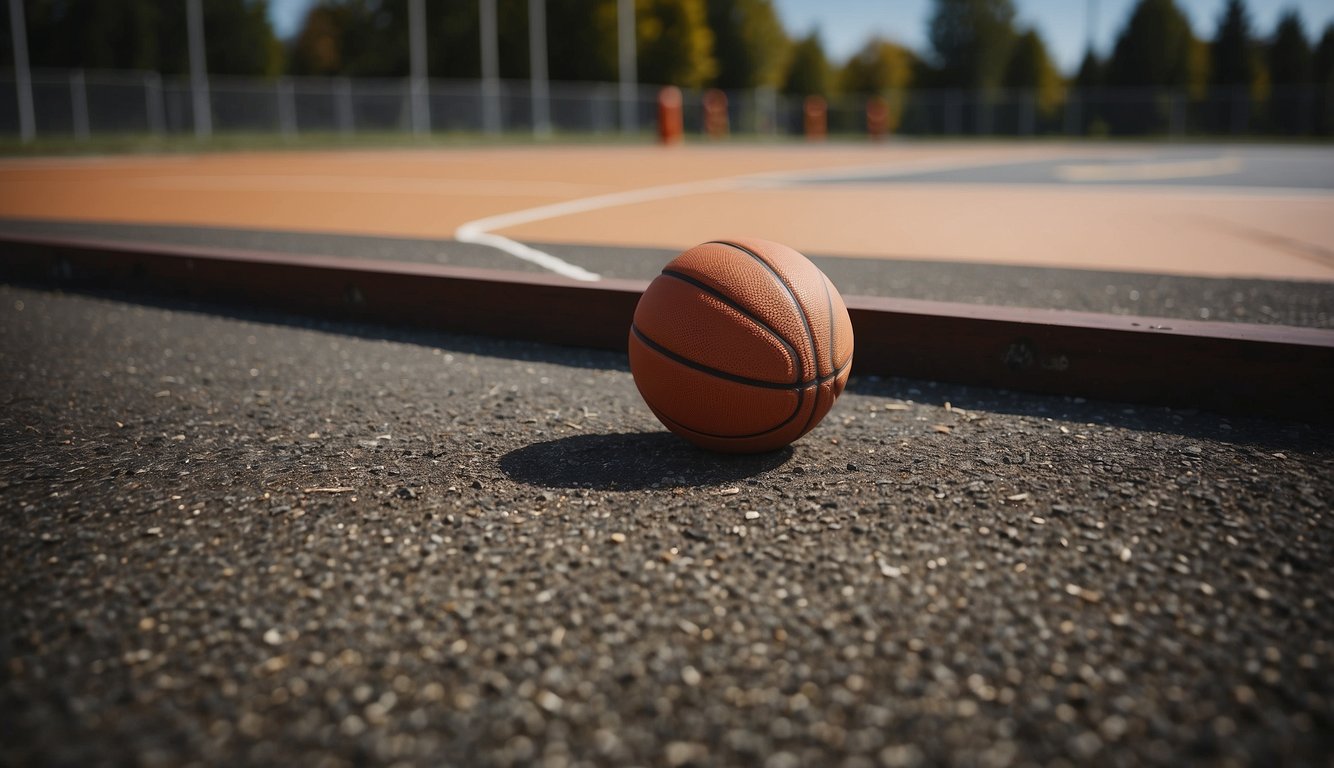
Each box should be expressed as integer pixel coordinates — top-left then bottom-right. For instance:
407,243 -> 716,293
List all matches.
708,240 -> 817,383
659,269 -> 802,385
632,324 -> 848,390
712,239 -> 828,441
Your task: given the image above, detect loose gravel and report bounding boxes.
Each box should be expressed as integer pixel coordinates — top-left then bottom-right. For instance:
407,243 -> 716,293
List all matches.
2,284 -> 1331,767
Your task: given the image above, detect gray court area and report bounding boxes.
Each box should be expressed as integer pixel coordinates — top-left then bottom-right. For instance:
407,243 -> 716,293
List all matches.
801,146 -> 1334,191
2,218 -> 1331,329
2,284 -> 1331,766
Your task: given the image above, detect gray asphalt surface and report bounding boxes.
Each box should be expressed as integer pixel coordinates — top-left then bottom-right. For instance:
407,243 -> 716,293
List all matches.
803,146 -> 1334,191
2,284 -> 1331,767
2,218 -> 1330,329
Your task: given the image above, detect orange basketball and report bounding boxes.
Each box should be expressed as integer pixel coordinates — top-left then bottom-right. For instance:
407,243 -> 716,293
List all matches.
629,238 -> 854,453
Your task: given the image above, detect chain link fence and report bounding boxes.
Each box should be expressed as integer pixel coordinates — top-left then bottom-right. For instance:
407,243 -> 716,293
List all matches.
2,68 -> 1331,140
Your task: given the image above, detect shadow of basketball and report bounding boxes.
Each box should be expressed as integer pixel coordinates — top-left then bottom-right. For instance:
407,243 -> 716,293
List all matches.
498,431 -> 793,490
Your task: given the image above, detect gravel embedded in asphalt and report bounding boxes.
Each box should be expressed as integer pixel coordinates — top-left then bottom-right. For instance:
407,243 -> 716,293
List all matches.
1,284 -> 1332,767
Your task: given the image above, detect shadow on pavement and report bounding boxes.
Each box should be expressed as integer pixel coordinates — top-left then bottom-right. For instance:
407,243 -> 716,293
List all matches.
499,431 -> 793,490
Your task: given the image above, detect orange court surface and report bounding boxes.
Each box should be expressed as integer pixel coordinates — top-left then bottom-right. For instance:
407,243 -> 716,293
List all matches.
2,141 -> 1333,283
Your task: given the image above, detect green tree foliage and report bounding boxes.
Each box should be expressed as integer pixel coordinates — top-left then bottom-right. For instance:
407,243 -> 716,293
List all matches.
840,38 -> 914,95
927,0 -> 1017,91
1003,28 -> 1062,114
4,0 -> 278,75
1074,50 -> 1104,89
157,0 -> 282,76
1209,0 -> 1255,87
781,31 -> 831,96
1315,24 -> 1334,133
288,0 -> 403,77
706,0 -> 789,89
19,0 -> 159,70
1268,11 -> 1313,85
1267,10 -> 1314,133
1105,0 -> 1198,88
632,0 -> 717,87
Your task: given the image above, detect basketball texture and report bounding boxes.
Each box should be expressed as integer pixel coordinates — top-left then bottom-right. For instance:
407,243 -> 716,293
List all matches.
629,238 -> 854,453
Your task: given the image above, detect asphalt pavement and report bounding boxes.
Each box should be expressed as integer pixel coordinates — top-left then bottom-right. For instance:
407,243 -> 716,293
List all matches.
1,218 -> 1330,329
2,284 -> 1331,767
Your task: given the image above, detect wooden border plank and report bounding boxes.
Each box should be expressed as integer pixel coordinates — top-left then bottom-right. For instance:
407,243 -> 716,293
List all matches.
3,232 -> 1332,422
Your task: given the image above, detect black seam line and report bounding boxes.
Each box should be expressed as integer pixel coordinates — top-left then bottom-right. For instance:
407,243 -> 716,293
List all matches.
632,324 -> 849,391
708,240 -> 817,383
659,269 -> 803,386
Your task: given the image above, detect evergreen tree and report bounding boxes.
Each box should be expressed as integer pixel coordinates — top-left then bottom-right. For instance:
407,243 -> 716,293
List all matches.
1315,24 -> 1334,133
706,0 -> 789,89
1074,49 -> 1103,89
1105,0 -> 1196,88
927,0 -> 1017,92
1210,0 -> 1254,87
1268,11 -> 1313,85
1267,10 -> 1314,133
840,38 -> 914,95
633,0 -> 717,87
781,32 -> 831,96
1003,27 -> 1062,114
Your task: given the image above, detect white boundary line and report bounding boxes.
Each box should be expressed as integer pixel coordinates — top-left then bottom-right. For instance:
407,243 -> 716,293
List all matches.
454,152 -> 1070,281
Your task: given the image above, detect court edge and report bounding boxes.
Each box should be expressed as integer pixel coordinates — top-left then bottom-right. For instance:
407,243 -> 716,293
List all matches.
2,232 -> 1330,424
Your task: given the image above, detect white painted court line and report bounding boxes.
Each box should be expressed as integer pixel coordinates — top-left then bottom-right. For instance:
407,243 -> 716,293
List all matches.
455,152 -> 1083,281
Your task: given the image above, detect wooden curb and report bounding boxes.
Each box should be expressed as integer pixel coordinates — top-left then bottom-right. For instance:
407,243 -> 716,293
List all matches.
3,232 -> 1332,422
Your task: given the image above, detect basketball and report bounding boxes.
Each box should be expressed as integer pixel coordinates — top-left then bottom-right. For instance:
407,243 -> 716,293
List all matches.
629,238 -> 854,453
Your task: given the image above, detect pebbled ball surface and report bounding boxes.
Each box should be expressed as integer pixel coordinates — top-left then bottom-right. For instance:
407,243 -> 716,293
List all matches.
629,237 -> 853,452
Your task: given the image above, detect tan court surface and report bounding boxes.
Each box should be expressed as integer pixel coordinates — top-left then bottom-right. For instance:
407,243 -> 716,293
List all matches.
1,143 -> 1332,281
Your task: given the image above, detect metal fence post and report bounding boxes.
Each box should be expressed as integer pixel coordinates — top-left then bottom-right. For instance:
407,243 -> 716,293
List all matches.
617,0 -> 637,134
529,0 -> 551,137
144,71 -> 166,136
1170,92 -> 1185,139
186,0 -> 212,139
337,77 -> 354,136
7,0 -> 35,141
479,0 -> 501,134
409,0 -> 430,135
277,77 -> 297,139
70,69 -> 90,140
1020,90 -> 1035,137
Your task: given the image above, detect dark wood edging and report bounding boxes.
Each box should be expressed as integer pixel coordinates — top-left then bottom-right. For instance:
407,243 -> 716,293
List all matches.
3,232 -> 1332,422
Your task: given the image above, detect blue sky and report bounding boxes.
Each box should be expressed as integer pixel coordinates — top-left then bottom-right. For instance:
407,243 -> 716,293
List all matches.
268,0 -> 1334,75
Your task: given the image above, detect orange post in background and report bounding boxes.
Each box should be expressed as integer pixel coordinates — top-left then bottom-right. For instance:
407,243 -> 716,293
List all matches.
702,89 -> 729,139
657,86 -> 684,145
803,95 -> 827,141
866,96 -> 890,141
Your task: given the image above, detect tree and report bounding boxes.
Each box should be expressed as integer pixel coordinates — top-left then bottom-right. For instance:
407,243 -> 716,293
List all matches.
1105,0 -> 1199,88
781,31 -> 831,96
1316,23 -> 1334,133
18,0 -> 160,70
1210,0 -> 1255,87
157,0 -> 283,76
1074,49 -> 1104,89
1267,10 -> 1314,133
840,38 -> 914,95
705,0 -> 789,89
927,0 -> 1017,92
633,0 -> 716,87
1268,11 -> 1313,85
1003,27 -> 1062,114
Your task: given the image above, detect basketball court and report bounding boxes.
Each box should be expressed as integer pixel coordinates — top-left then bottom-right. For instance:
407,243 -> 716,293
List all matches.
2,140 -> 1333,766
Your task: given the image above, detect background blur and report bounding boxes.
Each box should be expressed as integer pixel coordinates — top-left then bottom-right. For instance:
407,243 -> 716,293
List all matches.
3,0 -> 1334,143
